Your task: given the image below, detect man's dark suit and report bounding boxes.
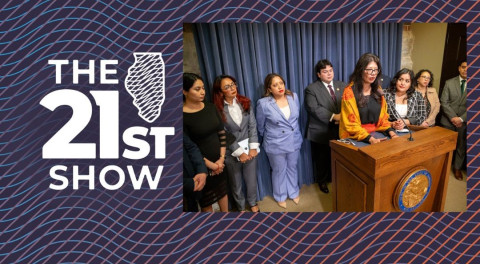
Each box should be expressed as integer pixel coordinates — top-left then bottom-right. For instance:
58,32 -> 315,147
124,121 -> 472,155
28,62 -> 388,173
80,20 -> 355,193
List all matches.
183,133 -> 208,212
305,79 -> 346,184
440,75 -> 467,171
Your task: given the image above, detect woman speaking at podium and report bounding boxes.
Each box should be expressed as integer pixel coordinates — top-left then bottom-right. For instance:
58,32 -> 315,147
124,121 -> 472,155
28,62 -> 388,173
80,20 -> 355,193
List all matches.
339,53 -> 398,144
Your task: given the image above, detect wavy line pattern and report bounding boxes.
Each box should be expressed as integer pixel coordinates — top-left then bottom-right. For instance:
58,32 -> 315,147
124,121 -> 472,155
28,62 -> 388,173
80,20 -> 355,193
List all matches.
1,0 -> 480,263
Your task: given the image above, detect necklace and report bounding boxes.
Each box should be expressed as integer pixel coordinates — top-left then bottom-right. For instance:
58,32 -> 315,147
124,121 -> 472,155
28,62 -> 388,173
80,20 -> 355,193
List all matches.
396,93 -> 407,103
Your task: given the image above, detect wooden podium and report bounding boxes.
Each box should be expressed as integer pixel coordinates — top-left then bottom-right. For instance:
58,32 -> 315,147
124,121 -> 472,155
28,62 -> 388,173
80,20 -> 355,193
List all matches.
330,126 -> 457,212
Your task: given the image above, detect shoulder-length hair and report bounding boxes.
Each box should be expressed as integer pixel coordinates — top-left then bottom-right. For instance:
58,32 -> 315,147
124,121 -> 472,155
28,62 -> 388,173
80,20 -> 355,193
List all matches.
389,68 -> 416,100
414,69 -> 434,88
212,75 -> 251,122
263,73 -> 293,98
349,53 -> 383,107
183,72 -> 203,102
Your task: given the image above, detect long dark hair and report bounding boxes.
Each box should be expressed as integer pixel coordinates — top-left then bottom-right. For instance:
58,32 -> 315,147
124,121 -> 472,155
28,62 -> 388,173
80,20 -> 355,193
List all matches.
349,53 -> 383,107
212,75 -> 251,122
388,68 -> 416,100
414,69 -> 434,88
183,72 -> 203,101
263,73 -> 293,98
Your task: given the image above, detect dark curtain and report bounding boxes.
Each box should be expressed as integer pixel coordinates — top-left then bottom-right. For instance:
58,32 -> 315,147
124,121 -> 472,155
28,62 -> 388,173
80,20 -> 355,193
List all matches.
192,23 -> 403,200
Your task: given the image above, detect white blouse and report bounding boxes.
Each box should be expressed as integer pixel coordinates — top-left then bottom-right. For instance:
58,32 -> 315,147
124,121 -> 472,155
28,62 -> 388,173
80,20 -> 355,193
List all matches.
395,104 -> 408,118
280,105 -> 291,120
225,98 -> 242,126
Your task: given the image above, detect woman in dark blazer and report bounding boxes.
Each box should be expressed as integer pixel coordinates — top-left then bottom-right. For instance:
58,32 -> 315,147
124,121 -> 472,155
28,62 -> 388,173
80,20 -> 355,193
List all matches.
256,73 -> 303,209
384,68 -> 427,130
183,133 -> 207,212
213,75 -> 260,212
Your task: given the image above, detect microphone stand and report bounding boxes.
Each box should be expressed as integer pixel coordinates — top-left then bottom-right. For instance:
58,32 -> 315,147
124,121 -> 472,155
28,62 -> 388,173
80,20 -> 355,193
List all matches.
391,104 -> 414,141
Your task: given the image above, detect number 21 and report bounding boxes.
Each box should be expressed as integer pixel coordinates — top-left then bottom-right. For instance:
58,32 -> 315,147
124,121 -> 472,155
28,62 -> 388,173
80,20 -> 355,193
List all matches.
40,89 -> 119,159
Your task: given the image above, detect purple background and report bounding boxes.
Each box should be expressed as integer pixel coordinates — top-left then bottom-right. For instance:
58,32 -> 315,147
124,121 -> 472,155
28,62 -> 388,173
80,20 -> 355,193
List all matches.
1,1 -> 479,263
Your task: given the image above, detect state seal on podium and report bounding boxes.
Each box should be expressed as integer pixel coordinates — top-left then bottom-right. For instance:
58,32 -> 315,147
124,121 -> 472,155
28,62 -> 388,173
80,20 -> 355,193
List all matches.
394,168 -> 432,212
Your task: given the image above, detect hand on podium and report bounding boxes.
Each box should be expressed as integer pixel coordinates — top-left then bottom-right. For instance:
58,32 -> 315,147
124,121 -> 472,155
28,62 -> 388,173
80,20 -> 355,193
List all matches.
369,136 -> 387,144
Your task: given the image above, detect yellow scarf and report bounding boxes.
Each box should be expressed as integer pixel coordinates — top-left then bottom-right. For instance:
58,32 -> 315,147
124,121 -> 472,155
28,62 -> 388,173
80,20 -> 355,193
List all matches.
339,83 -> 391,141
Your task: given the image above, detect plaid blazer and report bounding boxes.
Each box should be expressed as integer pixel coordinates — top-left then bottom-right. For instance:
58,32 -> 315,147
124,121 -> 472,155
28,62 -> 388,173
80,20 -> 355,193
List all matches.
384,90 -> 427,125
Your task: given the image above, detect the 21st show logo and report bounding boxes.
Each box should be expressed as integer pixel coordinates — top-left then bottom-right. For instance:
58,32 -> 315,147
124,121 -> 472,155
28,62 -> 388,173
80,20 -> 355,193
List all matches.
41,53 -> 174,190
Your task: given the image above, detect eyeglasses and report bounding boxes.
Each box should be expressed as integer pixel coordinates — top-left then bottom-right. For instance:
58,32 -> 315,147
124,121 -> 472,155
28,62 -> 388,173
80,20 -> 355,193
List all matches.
364,68 -> 379,75
337,139 -> 356,145
420,76 -> 431,81
222,82 -> 237,91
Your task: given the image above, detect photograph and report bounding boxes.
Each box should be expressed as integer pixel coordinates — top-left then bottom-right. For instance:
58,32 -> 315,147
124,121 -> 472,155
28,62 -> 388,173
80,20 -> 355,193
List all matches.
184,22 -> 466,212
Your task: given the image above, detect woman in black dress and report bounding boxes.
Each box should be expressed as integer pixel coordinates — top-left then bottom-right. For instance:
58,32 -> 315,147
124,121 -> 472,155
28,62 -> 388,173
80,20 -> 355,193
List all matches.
183,73 -> 228,212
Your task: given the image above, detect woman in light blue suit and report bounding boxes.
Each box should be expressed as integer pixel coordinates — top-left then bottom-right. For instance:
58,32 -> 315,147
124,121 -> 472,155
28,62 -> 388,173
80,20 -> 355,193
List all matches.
213,75 -> 260,212
256,73 -> 303,209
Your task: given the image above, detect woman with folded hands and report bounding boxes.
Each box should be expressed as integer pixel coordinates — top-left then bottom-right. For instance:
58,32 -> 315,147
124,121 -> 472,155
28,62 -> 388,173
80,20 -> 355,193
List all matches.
384,68 -> 427,130
212,75 -> 260,213
183,72 -> 228,212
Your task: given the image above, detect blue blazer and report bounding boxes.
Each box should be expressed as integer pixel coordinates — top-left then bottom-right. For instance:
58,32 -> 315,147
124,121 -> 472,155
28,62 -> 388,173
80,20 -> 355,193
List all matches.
256,93 -> 303,154
183,133 -> 208,193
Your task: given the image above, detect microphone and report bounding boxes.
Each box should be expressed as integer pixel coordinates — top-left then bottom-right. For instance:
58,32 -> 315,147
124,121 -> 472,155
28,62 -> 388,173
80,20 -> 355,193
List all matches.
378,89 -> 414,141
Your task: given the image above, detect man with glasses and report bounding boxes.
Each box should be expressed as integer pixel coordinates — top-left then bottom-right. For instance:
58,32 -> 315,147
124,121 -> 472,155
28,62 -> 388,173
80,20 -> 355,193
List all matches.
304,60 -> 346,193
440,59 -> 467,181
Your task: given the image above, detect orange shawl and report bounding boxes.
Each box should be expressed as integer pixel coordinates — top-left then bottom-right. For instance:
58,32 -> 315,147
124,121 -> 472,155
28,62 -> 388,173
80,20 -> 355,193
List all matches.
339,83 -> 391,141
